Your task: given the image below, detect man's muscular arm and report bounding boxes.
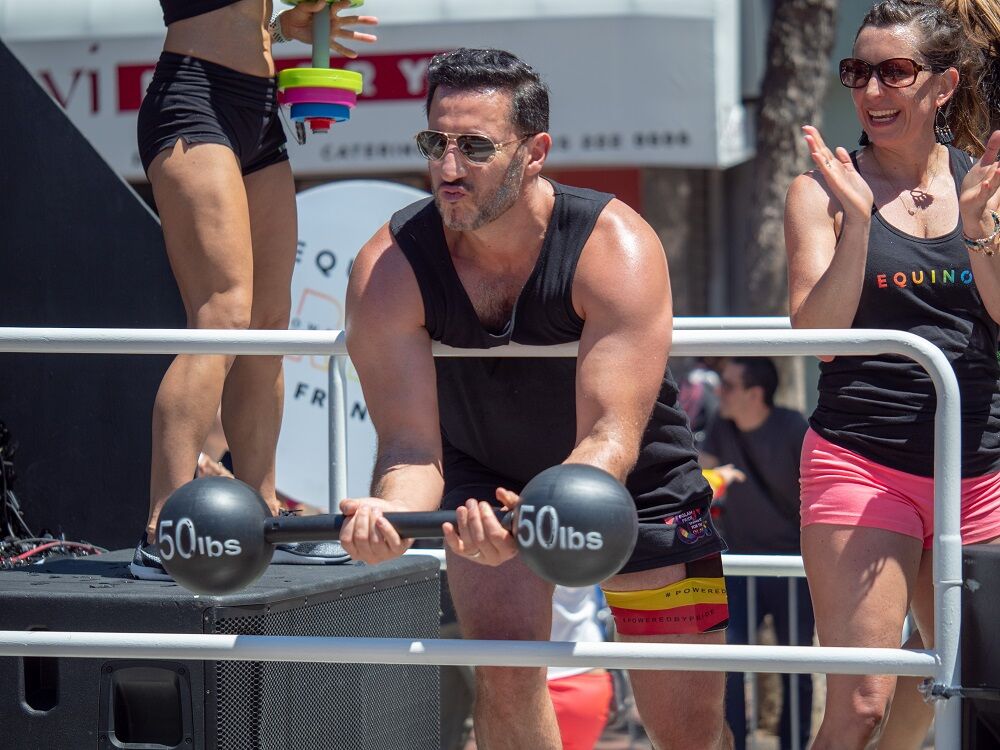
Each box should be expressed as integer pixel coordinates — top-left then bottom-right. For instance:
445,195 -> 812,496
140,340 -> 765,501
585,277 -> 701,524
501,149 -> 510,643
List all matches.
340,223 -> 444,563
568,199 -> 673,480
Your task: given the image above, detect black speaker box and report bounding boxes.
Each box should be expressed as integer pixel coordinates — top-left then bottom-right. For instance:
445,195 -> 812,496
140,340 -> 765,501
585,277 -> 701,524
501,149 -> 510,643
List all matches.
963,545 -> 1000,749
0,551 -> 440,749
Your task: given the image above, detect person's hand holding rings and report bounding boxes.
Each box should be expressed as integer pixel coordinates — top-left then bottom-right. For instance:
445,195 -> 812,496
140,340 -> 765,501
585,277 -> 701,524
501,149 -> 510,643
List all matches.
280,0 -> 379,57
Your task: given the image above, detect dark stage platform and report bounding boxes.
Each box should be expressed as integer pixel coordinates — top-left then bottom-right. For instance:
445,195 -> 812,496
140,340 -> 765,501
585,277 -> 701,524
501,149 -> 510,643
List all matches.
0,550 -> 441,750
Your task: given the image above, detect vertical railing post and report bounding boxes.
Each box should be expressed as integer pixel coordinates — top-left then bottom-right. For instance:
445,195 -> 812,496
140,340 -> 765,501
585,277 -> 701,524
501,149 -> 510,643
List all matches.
747,575 -> 758,749
925,346 -> 963,749
327,355 -> 349,509
789,576 -> 801,750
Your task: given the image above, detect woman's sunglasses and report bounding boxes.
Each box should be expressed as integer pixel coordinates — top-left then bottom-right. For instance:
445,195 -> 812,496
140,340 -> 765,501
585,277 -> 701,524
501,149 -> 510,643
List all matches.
414,129 -> 532,164
839,57 -> 940,89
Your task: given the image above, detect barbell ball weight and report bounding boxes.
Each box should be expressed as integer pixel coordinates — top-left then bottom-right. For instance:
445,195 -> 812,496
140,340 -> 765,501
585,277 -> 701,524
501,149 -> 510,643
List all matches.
513,464 -> 638,587
157,476 -> 273,595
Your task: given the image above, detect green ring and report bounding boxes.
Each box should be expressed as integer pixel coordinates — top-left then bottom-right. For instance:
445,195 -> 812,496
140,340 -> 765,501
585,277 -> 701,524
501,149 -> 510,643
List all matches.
277,68 -> 364,93
282,0 -> 364,6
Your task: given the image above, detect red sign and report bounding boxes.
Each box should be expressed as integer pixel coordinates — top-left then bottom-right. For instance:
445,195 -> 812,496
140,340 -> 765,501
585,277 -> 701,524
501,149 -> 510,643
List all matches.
116,50 -> 444,112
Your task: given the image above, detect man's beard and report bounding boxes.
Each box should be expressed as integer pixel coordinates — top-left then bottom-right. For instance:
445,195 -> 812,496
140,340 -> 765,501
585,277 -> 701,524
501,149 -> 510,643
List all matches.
436,151 -> 525,231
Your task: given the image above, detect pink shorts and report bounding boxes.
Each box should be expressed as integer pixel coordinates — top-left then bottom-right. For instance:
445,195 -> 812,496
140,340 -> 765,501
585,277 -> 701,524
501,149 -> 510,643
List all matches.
800,429 -> 1000,549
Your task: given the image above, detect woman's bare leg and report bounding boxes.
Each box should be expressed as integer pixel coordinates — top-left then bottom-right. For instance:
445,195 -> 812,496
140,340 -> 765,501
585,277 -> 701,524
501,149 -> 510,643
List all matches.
145,140 -> 255,540
879,534 -> 1000,749
221,159 -> 297,506
877,550 -> 934,750
804,524 -> 923,750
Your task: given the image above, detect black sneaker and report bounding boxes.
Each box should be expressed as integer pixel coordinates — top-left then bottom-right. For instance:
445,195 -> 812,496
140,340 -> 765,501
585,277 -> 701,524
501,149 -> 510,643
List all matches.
272,540 -> 352,565
128,537 -> 174,581
271,509 -> 352,565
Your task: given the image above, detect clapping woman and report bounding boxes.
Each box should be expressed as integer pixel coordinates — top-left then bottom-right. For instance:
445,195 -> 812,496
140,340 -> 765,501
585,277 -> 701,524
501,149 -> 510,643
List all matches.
784,1 -> 1000,747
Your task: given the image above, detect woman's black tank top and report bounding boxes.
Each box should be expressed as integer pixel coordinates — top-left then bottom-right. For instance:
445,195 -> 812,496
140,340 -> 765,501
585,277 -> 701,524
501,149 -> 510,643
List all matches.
388,180 -> 711,519
811,145 -> 1000,477
160,1 -> 241,25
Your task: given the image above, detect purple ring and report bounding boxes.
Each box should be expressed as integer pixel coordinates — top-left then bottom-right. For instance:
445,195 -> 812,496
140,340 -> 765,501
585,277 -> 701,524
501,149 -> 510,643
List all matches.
279,87 -> 358,107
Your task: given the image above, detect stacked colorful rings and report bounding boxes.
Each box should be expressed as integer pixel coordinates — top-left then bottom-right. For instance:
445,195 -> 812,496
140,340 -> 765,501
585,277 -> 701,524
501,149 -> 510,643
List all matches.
277,68 -> 363,132
276,0 -> 365,134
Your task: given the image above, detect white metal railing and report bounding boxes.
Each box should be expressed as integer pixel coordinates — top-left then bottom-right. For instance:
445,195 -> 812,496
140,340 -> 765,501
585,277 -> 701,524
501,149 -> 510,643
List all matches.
400,547 -> 808,749
403,548 -> 807,579
0,629 -> 934,673
0,324 -> 963,748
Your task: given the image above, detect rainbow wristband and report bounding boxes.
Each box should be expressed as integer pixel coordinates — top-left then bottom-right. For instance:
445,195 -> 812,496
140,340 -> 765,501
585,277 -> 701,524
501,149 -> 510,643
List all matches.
962,210 -> 1000,257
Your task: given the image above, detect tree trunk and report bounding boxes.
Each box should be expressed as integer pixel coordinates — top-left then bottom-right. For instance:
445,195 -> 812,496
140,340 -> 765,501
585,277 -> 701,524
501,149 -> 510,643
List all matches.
746,0 -> 838,408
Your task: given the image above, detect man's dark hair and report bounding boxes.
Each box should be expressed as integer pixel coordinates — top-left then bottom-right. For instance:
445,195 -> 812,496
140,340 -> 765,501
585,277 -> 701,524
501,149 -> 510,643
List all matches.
731,357 -> 779,407
424,48 -> 550,135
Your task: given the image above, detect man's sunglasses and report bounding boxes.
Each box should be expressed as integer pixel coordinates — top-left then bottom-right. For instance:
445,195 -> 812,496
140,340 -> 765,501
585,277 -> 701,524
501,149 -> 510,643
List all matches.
414,129 -> 532,164
839,57 -> 941,89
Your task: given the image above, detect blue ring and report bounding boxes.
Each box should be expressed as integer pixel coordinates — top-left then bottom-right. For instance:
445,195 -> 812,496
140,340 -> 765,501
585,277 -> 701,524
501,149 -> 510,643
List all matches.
290,103 -> 351,123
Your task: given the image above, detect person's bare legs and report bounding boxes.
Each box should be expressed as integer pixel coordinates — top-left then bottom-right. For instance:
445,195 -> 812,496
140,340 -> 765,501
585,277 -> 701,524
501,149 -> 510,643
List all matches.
146,140 -> 255,541
803,524 -> 923,750
446,550 -> 561,750
879,534 -> 1000,749
604,564 -> 732,750
876,550 -> 934,750
220,159 -> 297,507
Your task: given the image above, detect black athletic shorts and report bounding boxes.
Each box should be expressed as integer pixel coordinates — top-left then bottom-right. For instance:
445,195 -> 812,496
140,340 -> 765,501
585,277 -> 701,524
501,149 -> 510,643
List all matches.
441,461 -> 726,576
137,52 -> 288,176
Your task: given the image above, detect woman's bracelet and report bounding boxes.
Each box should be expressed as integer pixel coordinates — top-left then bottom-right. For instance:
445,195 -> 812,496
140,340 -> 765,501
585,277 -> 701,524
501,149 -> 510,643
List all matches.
962,210 -> 1000,257
269,10 -> 291,44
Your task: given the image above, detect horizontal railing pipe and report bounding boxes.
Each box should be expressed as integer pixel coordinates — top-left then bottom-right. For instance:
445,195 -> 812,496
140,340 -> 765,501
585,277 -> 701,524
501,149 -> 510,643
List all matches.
0,630 -> 938,676
0,326 -> 944,363
402,550 -> 807,578
674,317 -> 790,330
720,554 -> 806,578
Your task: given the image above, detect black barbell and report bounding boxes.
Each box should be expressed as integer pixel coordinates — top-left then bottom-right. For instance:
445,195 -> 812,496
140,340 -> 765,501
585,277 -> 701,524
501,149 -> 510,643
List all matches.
156,463 -> 639,595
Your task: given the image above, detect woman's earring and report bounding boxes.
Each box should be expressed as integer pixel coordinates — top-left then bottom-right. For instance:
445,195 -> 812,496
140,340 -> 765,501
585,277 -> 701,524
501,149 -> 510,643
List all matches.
858,130 -> 871,146
934,108 -> 955,144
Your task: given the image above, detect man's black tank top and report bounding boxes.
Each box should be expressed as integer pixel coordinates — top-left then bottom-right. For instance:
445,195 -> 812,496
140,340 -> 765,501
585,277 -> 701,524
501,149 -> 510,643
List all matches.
160,1 -> 241,25
388,180 -> 712,520
811,145 -> 1000,477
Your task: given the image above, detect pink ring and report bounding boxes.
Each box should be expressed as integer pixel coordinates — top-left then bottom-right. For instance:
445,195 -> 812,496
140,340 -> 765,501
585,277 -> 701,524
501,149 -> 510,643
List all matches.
278,86 -> 357,107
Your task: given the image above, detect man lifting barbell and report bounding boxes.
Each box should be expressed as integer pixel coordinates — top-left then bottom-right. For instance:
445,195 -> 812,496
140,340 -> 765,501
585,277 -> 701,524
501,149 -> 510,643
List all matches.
338,48 -> 732,750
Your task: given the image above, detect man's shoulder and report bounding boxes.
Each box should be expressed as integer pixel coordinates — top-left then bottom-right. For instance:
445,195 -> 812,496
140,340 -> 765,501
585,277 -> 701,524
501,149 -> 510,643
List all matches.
550,179 -> 615,207
389,196 -> 438,238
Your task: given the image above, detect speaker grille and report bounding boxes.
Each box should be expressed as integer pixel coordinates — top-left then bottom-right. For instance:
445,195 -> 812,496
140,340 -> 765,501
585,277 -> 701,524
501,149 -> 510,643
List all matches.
212,578 -> 440,750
